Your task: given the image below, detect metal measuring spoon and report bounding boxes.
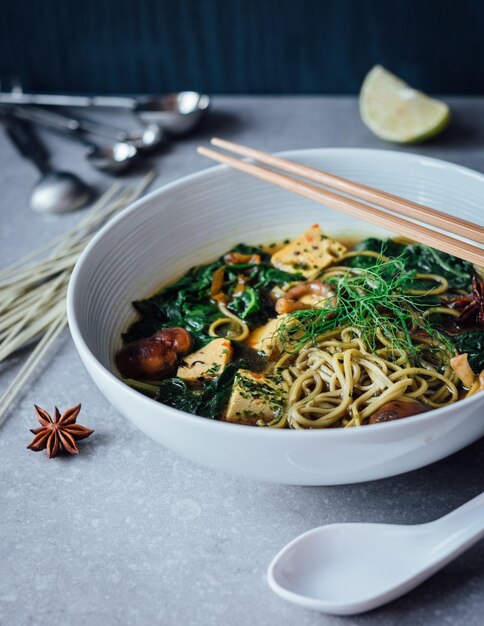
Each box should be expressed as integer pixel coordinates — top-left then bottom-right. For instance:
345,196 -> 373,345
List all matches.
0,89 -> 210,136
120,123 -> 164,151
2,113 -> 92,214
85,140 -> 138,174
72,113 -> 164,152
9,106 -> 139,174
27,107 -> 165,152
133,92 -> 211,135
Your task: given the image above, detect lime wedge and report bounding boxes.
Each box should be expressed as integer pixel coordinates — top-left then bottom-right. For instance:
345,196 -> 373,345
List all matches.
359,66 -> 450,143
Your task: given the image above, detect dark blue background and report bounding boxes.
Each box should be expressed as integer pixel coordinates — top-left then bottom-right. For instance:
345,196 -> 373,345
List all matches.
0,0 -> 482,95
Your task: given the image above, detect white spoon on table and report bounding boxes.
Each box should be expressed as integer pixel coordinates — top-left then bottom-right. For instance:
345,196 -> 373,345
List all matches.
268,493 -> 484,615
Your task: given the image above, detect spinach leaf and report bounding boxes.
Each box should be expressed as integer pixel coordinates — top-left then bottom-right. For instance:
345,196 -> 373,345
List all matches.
253,266 -> 301,289
156,363 -> 240,419
124,244 -> 302,345
231,243 -> 271,262
225,265 -> 300,325
349,238 -> 406,268
124,258 -> 224,346
349,238 -> 473,291
402,244 -> 473,291
453,330 -> 484,372
155,378 -> 196,413
122,318 -> 166,344
228,286 -> 261,320
197,364 -> 241,417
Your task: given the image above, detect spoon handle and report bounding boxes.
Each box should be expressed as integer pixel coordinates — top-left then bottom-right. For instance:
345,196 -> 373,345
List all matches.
11,105 -> 81,132
427,492 -> 484,559
2,113 -> 50,174
435,492 -> 484,532
0,91 -> 137,110
8,107 -> 93,148
13,105 -> 124,142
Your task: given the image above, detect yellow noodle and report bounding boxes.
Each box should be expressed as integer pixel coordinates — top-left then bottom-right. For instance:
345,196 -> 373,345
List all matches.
208,302 -> 250,341
277,326 -> 458,428
339,250 -> 390,263
423,307 -> 460,319
407,274 -> 449,295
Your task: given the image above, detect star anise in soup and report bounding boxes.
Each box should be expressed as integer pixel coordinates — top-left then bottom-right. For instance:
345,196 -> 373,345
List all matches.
448,276 -> 484,325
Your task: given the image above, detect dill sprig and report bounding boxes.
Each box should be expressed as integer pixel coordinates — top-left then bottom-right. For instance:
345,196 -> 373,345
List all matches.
277,257 -> 454,361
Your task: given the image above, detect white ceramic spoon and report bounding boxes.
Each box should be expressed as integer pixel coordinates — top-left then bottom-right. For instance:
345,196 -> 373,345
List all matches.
267,493 -> 484,615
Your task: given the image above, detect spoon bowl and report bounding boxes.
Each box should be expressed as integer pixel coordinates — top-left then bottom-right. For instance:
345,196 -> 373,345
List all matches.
268,493 -> 484,615
1,110 -> 94,214
123,124 -> 165,151
136,92 -> 210,135
31,171 -> 92,214
86,141 -> 138,174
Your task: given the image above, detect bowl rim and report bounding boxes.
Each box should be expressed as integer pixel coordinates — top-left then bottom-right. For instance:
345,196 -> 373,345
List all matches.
67,147 -> 484,437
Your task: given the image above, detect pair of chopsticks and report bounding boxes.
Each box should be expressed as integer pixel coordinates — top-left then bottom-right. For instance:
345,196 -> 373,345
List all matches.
197,139 -> 484,267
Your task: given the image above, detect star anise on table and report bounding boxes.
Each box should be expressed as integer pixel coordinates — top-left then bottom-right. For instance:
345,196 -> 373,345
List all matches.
448,275 -> 484,325
27,404 -> 94,458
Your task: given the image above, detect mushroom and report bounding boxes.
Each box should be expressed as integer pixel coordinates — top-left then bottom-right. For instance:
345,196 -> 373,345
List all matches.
116,327 -> 193,380
116,338 -> 178,379
275,280 -> 336,314
368,400 -> 429,424
152,327 -> 193,355
450,353 -> 476,389
223,252 -> 261,265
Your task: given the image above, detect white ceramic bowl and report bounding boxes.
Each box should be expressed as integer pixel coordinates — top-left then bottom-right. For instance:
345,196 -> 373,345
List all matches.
67,148 -> 484,485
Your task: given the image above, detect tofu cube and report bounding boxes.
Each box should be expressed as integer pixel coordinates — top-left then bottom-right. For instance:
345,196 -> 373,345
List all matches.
224,370 -> 287,425
247,316 -> 286,358
177,338 -> 232,383
271,225 -> 346,279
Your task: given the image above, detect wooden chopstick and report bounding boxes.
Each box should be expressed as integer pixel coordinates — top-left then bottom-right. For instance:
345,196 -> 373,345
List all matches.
211,138 -> 484,246
197,144 -> 484,267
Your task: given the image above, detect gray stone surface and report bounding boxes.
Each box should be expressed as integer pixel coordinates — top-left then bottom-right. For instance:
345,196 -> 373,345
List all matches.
0,97 -> 483,626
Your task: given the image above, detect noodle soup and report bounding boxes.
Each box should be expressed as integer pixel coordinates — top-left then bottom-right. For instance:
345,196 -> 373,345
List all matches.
116,225 -> 484,428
